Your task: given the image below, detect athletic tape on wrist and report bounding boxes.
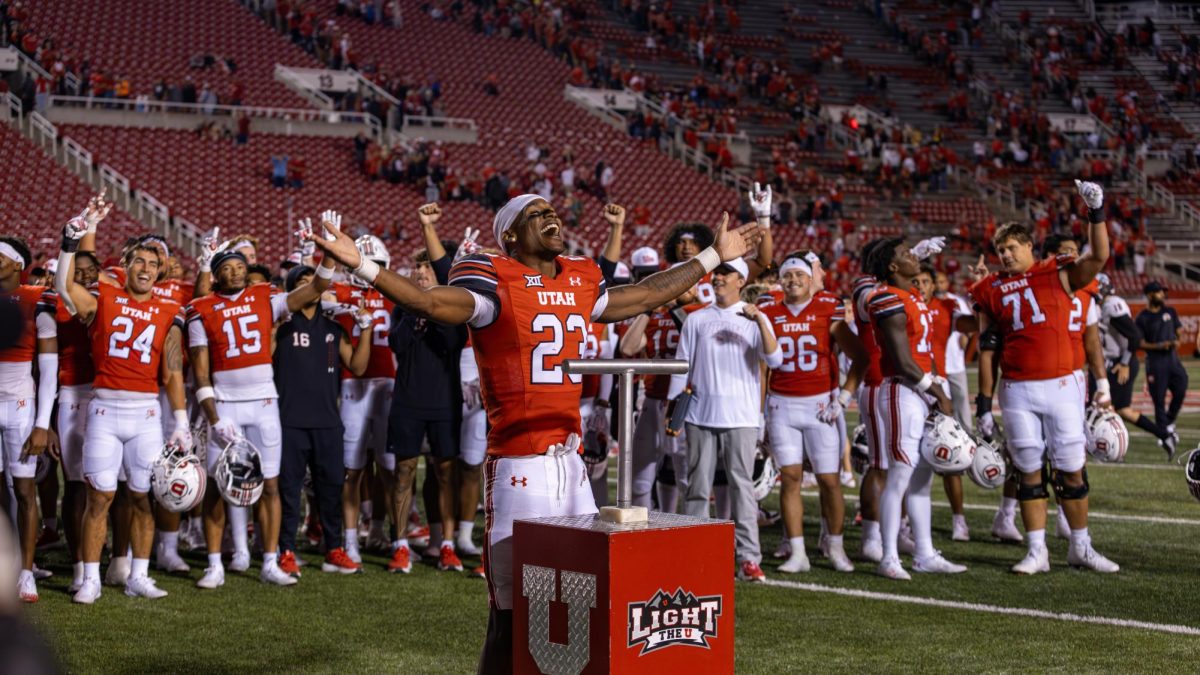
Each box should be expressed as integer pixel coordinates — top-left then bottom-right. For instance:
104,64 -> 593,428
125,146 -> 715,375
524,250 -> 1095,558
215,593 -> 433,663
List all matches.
195,386 -> 215,403
173,410 -> 189,430
837,389 -> 853,407
353,258 -> 381,284
1096,378 -> 1111,394
315,264 -> 334,279
695,247 -> 721,273
756,215 -> 771,229
915,372 -> 934,392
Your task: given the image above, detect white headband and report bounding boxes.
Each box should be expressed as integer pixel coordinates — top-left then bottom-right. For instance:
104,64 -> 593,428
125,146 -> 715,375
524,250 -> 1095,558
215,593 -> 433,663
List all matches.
779,257 -> 812,277
492,194 -> 542,251
0,243 -> 24,268
231,239 -> 255,252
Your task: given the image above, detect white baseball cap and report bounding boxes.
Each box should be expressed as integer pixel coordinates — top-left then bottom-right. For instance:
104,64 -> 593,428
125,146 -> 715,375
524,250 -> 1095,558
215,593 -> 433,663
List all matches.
630,246 -> 660,269
714,257 -> 749,279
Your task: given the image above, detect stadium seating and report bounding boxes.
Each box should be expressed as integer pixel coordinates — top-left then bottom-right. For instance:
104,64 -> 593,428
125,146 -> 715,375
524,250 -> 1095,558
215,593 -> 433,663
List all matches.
16,0 -> 322,108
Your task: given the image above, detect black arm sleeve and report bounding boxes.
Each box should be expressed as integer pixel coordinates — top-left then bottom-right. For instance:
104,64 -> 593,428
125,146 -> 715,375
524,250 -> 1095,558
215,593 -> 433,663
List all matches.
597,256 -> 618,287
431,254 -> 453,287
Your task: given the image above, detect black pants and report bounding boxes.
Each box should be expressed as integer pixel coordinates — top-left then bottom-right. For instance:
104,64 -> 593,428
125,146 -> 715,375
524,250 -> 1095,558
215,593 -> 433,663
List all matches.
1146,356 -> 1189,428
279,425 -> 344,553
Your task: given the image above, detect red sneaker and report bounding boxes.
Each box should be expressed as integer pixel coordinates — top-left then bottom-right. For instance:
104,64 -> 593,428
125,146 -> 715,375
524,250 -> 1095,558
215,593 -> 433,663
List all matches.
305,515 -> 323,548
387,546 -> 413,574
321,547 -> 361,574
469,566 -> 486,579
738,560 -> 766,583
279,550 -> 301,577
438,545 -> 464,572
406,525 -> 430,548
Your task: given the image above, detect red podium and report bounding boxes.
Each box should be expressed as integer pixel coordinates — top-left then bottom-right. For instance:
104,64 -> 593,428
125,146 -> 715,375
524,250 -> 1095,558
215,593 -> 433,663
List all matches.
512,513 -> 735,674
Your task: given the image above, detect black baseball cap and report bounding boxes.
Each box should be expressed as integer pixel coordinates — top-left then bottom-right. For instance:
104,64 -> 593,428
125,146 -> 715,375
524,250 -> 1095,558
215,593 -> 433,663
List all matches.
1143,280 -> 1165,294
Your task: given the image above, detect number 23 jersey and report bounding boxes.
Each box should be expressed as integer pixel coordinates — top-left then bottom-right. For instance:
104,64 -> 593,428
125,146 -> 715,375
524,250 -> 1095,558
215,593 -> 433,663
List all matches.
89,284 -> 183,395
449,253 -> 607,457
971,256 -> 1075,382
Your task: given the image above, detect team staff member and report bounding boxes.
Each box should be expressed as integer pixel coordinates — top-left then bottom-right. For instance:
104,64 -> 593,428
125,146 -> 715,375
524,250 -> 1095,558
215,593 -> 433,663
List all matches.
275,265 -> 372,574
1136,280 -> 1188,450
668,257 -> 782,583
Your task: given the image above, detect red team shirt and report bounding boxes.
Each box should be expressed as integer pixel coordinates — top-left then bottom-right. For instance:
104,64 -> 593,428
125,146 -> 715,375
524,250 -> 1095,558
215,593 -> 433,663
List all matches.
924,295 -> 959,376
971,256 -> 1075,381
449,253 -> 606,457
641,308 -> 682,400
0,285 -> 46,364
852,275 -> 885,386
332,284 -> 397,380
867,284 -> 934,377
48,292 -> 95,386
761,292 -> 845,397
185,283 -> 277,374
580,321 -> 608,399
88,284 -> 183,394
1068,282 -> 1098,372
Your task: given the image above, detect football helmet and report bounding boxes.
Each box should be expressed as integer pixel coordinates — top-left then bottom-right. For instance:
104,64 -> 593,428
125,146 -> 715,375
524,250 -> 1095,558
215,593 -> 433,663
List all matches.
967,435 -> 1007,489
150,443 -> 207,513
351,234 -> 390,286
919,412 -> 975,475
1084,406 -> 1128,463
752,446 -> 778,502
850,424 -> 870,474
1185,446 -> 1200,503
213,438 -> 265,507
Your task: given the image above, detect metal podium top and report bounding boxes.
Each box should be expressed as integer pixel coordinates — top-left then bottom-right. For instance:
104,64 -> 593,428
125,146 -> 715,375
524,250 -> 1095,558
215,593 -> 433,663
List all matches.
516,512 -> 730,534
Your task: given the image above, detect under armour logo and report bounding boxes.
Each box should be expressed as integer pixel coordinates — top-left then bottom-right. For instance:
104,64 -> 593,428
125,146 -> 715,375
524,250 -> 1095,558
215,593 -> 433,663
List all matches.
524,275 -> 545,288
146,408 -> 157,419
569,276 -> 582,287
511,476 -> 528,487
94,409 -> 106,416
16,399 -> 26,409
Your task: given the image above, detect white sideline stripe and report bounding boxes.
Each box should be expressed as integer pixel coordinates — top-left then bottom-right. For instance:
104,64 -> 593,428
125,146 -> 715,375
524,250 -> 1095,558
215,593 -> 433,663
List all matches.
760,579 -> 1200,637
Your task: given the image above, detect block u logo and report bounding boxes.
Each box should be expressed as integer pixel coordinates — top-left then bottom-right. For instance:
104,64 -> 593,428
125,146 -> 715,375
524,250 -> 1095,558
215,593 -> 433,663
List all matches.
522,564 -> 596,675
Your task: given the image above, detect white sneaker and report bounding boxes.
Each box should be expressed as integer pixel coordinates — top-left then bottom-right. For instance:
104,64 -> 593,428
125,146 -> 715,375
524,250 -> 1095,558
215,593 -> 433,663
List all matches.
818,533 -> 830,558
456,537 -> 481,556
184,525 -> 207,552
876,556 -> 911,580
347,547 -> 362,564
73,578 -> 102,604
260,562 -> 299,586
156,543 -> 191,573
1012,546 -> 1051,575
778,548 -> 811,573
18,570 -> 38,603
991,512 -> 1023,543
840,470 -> 856,488
952,517 -> 970,542
772,539 -> 792,559
68,574 -> 83,594
1055,510 -> 1071,539
105,556 -> 130,586
1067,544 -> 1119,573
826,541 -> 855,572
196,565 -> 225,589
228,551 -> 251,573
860,539 -> 883,563
913,551 -> 967,574
124,575 -> 168,599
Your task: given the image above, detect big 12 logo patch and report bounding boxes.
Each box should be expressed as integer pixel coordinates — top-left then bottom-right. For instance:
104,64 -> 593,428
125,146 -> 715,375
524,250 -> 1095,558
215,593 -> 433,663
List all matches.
627,588 -> 722,655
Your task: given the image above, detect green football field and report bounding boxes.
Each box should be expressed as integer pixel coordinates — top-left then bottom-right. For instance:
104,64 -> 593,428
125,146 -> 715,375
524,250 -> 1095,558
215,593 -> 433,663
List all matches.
25,363 -> 1200,673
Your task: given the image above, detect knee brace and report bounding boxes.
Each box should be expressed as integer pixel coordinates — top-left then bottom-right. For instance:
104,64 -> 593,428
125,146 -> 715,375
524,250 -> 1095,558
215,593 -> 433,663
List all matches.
1051,468 -> 1089,501
1016,466 -> 1049,502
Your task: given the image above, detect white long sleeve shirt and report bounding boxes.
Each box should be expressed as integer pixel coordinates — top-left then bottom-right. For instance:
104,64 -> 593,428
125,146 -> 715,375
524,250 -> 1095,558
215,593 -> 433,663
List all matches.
668,301 -> 782,429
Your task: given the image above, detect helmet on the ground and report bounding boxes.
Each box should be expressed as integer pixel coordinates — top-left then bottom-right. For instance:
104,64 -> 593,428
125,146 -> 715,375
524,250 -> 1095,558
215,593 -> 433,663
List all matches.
1085,406 -> 1128,463
150,443 -> 207,513
213,438 -> 265,507
1185,446 -> 1200,503
851,424 -> 870,474
919,412 -> 975,475
967,435 -> 1007,489
752,446 -> 778,502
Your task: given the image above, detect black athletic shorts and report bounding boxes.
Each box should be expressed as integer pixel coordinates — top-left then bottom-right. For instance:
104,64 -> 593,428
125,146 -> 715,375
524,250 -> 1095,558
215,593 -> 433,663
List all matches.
386,414 -> 460,460
1107,357 -> 1139,410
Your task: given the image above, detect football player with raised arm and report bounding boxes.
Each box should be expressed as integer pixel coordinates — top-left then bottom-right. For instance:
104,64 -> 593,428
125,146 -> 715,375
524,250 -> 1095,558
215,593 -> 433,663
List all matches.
306,194 -> 761,675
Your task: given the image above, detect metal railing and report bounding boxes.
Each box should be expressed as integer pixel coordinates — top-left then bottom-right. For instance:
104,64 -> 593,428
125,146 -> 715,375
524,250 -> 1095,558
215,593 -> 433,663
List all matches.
29,112 -> 57,152
273,64 -> 335,109
45,95 -> 382,134
61,137 -> 93,182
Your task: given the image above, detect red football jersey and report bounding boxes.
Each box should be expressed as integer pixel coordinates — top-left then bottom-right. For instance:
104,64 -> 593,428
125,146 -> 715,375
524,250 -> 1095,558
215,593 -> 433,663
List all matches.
580,321 -> 608,399
852,275 -> 884,386
925,295 -> 959,377
642,308 -> 683,400
762,292 -> 844,397
89,285 -> 183,393
332,284 -> 397,380
48,291 -> 95,386
153,278 -> 194,305
449,253 -> 606,457
971,256 -> 1075,381
1069,287 -> 1096,372
0,285 -> 46,363
185,283 -> 278,374
867,284 -> 934,378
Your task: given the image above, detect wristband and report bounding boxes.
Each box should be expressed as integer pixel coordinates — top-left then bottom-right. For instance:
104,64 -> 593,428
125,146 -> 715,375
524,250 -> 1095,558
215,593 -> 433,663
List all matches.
756,215 -> 771,229
1087,207 -> 1105,223
353,258 -> 381,284
1095,378 -> 1111,394
173,409 -> 189,430
914,372 -> 934,392
315,263 -> 334,280
695,247 -> 720,273
196,386 -> 215,403
837,388 -> 852,408
199,259 -> 212,274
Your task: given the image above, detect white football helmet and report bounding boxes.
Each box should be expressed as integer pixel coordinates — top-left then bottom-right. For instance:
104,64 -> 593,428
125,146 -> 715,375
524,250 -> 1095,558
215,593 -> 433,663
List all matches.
150,443 -> 207,513
752,447 -> 778,501
919,412 -> 976,475
351,234 -> 390,286
967,435 -> 1007,489
1084,406 -> 1128,463
1185,446 -> 1200,503
850,424 -> 870,474
213,438 -> 265,507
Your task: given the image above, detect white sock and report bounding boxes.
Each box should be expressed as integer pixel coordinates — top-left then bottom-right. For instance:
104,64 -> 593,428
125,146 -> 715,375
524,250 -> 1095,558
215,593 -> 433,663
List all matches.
208,553 -> 223,568
73,561 -> 84,582
999,497 -> 1018,518
441,539 -> 455,552
393,538 -> 408,551
904,465 -> 936,559
1027,528 -> 1047,550
430,523 -> 443,548
828,534 -> 844,547
458,521 -> 474,541
862,520 -> 880,543
788,536 -> 804,555
345,528 -> 359,551
84,561 -> 101,581
160,530 -> 179,554
264,551 -> 278,565
130,557 -> 150,579
880,463 -> 915,560
952,513 -> 967,527
1069,526 -> 1090,549
229,506 -> 249,554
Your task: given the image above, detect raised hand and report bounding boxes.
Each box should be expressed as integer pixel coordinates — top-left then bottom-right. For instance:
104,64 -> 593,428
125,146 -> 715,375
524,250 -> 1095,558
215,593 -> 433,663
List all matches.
295,219 -> 316,257
418,202 -> 442,229
602,203 -> 626,228
198,226 -> 224,272
81,188 -> 113,229
320,210 -> 342,241
306,218 -> 362,269
1074,179 -> 1104,210
911,236 -> 947,260
748,182 -> 772,221
967,254 -> 989,283
711,212 -> 763,263
454,226 -> 483,263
